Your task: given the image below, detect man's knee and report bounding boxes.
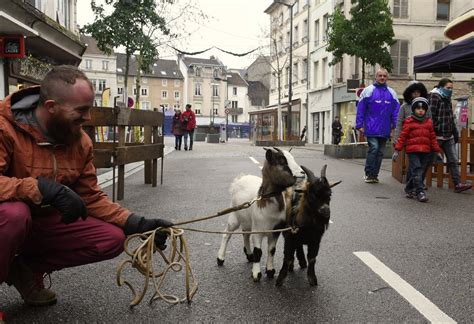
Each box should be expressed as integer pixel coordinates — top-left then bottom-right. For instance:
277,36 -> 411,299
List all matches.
0,201 -> 31,233
98,225 -> 126,260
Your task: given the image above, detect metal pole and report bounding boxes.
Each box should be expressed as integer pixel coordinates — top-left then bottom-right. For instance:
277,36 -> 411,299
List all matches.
287,4 -> 293,141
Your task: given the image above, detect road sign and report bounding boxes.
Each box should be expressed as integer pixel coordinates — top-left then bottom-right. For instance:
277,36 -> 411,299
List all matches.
225,108 -> 230,114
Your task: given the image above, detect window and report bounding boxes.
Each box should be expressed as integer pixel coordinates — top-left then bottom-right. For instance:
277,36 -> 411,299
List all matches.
279,12 -> 283,26
302,19 -> 308,41
293,62 -> 298,82
162,90 -> 168,99
117,75 -> 124,82
437,0 -> 450,20
213,106 -> 218,115
141,88 -> 148,96
231,100 -> 238,108
313,61 -> 319,88
141,101 -> 150,110
302,59 -> 308,81
162,79 -> 168,86
90,79 -> 97,91
133,88 -> 137,95
314,19 -> 320,46
194,83 -> 201,96
117,87 -> 123,95
322,58 -> 327,85
233,87 -> 237,95
195,67 -> 202,77
195,103 -> 201,115
174,91 -> 180,99
212,84 -> 219,97
390,39 -> 409,75
98,80 -> 106,92
433,41 -> 451,77
294,25 -> 299,46
173,104 -> 180,110
322,14 -> 329,42
142,77 -> 147,84
393,0 -> 408,18
232,115 -> 238,123
213,69 -> 219,78
85,59 -> 92,70
174,80 -> 180,87
102,60 -> 109,71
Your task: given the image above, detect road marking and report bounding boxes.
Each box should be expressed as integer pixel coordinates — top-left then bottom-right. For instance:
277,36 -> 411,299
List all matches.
354,251 -> 456,324
249,156 -> 263,169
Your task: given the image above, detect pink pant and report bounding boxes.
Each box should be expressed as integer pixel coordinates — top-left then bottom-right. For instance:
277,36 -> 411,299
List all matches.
0,201 -> 125,282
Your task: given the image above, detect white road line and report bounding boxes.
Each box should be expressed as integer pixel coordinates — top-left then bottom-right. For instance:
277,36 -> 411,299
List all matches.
354,251 -> 456,324
249,156 -> 260,165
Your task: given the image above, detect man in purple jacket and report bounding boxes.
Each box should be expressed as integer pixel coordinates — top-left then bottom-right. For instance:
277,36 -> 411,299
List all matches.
356,68 -> 400,183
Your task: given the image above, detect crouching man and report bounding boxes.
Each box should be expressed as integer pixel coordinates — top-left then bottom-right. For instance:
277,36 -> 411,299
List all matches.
0,66 -> 173,308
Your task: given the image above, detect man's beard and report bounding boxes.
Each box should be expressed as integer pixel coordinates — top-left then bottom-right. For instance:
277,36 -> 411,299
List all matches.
46,112 -> 83,146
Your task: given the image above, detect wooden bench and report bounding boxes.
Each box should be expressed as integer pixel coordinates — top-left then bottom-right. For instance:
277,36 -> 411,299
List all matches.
83,106 -> 164,201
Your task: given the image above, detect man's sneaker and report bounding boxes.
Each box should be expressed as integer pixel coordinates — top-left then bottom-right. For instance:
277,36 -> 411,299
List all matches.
372,176 -> 379,183
454,183 -> 472,193
6,257 -> 57,307
364,175 -> 376,183
417,192 -> 428,202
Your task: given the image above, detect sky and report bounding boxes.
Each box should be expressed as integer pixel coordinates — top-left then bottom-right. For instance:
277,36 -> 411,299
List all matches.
76,0 -> 271,69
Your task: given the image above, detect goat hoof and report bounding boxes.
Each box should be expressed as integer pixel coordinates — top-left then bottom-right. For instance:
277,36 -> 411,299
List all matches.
217,258 -> 224,266
266,269 -> 275,278
300,262 -> 307,269
275,278 -> 284,287
288,261 -> 294,272
252,272 -> 262,282
308,277 -> 318,286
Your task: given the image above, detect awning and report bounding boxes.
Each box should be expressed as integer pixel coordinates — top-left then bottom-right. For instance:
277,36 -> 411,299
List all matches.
413,36 -> 474,73
0,10 -> 39,37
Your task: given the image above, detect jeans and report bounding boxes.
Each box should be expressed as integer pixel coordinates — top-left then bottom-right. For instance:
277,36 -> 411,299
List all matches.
405,152 -> 435,185
0,201 -> 125,282
183,129 -> 194,149
405,152 -> 431,194
365,137 -> 387,177
174,135 -> 182,149
437,138 -> 460,185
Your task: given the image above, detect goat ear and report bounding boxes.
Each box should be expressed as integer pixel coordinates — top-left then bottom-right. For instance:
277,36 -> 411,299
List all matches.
329,181 -> 342,188
300,165 -> 316,182
265,148 -> 274,162
320,164 -> 327,178
272,146 -> 282,152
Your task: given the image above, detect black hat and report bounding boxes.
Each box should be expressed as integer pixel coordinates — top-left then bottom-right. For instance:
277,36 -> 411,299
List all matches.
411,97 -> 429,112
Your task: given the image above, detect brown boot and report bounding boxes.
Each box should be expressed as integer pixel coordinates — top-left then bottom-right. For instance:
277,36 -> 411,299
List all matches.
6,257 -> 57,307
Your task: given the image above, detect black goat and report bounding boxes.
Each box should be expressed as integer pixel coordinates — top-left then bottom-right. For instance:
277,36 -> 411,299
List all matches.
276,165 -> 340,287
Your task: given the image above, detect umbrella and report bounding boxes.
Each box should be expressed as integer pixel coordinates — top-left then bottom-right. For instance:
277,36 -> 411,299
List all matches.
413,36 -> 474,73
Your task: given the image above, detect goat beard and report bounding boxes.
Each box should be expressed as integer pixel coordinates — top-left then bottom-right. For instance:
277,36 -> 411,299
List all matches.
46,112 -> 83,146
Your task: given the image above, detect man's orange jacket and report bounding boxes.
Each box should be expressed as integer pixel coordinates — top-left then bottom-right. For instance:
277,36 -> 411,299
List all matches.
0,87 -> 130,226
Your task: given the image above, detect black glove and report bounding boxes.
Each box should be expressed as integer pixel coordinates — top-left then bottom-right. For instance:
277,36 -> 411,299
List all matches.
123,214 -> 174,250
37,177 -> 88,224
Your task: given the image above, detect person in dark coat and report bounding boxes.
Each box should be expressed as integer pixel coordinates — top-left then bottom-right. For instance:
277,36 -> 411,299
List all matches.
172,109 -> 184,150
332,117 -> 343,145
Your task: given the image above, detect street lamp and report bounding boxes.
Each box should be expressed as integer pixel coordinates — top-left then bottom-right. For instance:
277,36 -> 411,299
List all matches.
276,1 -> 295,141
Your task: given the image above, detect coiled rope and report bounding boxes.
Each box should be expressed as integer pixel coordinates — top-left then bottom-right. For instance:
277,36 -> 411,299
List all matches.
117,195 -> 293,307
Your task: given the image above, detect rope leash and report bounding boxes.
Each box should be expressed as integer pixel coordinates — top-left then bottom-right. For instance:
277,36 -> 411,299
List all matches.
117,195 -> 294,307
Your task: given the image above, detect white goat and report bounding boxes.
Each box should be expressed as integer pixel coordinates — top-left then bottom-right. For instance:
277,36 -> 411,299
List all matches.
217,147 -> 305,282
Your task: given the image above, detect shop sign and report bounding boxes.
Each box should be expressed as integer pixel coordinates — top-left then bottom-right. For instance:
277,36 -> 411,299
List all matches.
0,35 -> 25,58
10,54 -> 52,83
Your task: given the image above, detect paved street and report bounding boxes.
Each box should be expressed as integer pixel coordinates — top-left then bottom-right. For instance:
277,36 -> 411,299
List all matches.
1,137 -> 473,323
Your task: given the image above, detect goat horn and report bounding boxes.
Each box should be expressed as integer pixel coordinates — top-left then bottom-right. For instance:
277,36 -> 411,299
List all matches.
300,165 -> 316,182
272,146 -> 282,152
329,181 -> 342,188
320,164 -> 327,178
288,147 -> 293,152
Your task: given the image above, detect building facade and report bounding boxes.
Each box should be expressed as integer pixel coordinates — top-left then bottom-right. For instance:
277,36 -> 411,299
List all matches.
116,53 -> 184,112
226,71 -> 249,123
79,35 -> 117,107
0,0 -> 85,98
178,55 -> 228,126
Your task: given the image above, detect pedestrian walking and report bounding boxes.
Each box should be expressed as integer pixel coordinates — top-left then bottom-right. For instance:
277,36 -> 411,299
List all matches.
172,109 -> 184,150
0,66 -> 173,312
393,81 -> 432,187
428,78 -> 471,193
300,125 -> 307,141
332,116 -> 343,145
356,68 -> 400,183
182,103 -> 196,151
392,97 -> 441,202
